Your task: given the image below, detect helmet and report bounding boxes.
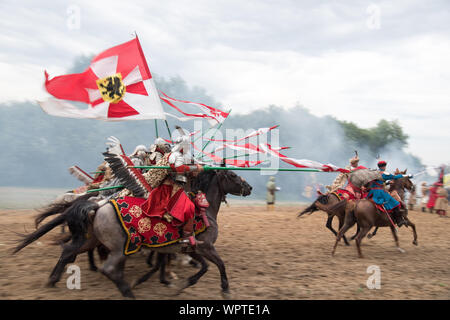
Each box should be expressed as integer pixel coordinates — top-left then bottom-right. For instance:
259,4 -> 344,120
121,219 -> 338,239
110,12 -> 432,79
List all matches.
171,135 -> 190,155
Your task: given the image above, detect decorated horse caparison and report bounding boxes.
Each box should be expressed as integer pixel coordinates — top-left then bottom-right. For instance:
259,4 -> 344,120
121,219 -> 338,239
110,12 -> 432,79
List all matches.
14,169 -> 252,298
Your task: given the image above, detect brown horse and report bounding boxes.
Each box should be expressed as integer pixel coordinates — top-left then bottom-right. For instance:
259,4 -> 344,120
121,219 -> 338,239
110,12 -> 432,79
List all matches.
332,174 -> 418,258
298,192 -> 356,246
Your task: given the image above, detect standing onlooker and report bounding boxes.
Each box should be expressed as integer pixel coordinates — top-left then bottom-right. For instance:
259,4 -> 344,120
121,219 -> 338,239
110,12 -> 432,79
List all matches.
407,185 -> 417,211
427,183 -> 439,213
420,182 -> 429,212
434,183 -> 448,217
266,176 -> 280,211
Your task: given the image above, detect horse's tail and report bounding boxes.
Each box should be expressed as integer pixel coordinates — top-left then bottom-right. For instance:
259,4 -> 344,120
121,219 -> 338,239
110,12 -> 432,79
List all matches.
13,200 -> 99,254
298,194 -> 328,217
64,200 -> 99,243
35,192 -> 98,227
13,214 -> 66,254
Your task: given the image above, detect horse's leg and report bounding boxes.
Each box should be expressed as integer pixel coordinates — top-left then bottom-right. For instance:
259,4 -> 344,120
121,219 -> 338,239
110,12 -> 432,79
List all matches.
332,210 -> 356,256
176,252 -> 209,295
326,215 -> 338,237
88,249 -> 97,271
337,214 -> 350,246
350,224 -> 359,240
389,225 -> 406,253
132,253 -> 165,288
195,245 -> 230,298
159,254 -> 171,285
367,226 -> 379,239
405,218 -> 418,246
146,250 -> 155,267
100,250 -> 135,298
355,226 -> 371,258
47,236 -> 96,287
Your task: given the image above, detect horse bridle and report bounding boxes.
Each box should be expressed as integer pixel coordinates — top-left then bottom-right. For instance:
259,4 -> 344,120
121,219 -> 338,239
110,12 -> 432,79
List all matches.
216,170 -> 246,197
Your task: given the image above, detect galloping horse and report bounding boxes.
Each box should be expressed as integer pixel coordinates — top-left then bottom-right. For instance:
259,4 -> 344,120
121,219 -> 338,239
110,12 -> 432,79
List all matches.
298,192 -> 356,246
332,173 -> 418,258
14,170 -> 252,298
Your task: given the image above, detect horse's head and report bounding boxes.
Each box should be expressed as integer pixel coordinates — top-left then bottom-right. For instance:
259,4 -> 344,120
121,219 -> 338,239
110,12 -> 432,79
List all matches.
216,170 -> 252,197
393,168 -> 414,192
191,170 -> 252,197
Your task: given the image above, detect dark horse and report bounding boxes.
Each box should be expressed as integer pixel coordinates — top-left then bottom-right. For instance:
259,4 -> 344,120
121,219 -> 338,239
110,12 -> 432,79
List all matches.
13,170 -> 252,298
298,192 -> 356,246
332,174 -> 418,258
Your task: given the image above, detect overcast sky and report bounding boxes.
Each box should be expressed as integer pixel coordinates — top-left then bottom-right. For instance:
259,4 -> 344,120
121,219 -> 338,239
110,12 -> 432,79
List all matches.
1,0 -> 449,166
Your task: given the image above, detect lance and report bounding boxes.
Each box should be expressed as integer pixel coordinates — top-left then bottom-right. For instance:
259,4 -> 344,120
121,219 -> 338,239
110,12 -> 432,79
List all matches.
86,185 -> 124,193
87,165 -> 325,193
130,165 -> 322,172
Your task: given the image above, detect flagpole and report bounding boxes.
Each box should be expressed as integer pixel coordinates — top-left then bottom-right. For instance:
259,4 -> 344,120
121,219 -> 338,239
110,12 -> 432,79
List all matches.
154,119 -> 159,137
164,120 -> 172,140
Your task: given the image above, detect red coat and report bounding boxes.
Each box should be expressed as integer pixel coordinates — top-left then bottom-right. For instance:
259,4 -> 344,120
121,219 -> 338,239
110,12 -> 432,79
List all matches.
427,186 -> 438,208
140,184 -> 195,224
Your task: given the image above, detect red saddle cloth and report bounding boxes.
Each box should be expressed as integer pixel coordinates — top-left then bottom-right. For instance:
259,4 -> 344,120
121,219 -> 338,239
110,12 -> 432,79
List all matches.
333,189 -> 357,201
110,196 -> 206,255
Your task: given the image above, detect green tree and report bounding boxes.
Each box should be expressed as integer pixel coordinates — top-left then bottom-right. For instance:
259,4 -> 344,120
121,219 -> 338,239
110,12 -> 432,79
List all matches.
339,119 -> 408,155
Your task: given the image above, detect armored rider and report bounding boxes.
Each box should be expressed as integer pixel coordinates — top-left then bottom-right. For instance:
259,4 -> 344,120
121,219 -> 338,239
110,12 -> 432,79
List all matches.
140,134 -> 206,249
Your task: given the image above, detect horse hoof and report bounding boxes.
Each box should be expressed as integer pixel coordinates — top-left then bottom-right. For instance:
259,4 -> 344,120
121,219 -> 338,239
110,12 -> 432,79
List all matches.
397,247 -> 406,253
89,267 -> 98,272
221,290 -> 232,300
413,240 -> 418,246
367,233 -> 373,239
45,281 -> 56,288
123,291 -> 136,299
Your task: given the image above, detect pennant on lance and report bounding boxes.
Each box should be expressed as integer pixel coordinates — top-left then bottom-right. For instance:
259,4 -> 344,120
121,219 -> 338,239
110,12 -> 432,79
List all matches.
38,37 -> 166,121
259,144 -> 350,173
205,125 -> 279,143
160,91 -> 229,125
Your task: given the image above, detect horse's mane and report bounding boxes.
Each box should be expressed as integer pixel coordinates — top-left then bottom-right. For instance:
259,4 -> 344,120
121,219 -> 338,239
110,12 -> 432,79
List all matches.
191,170 -> 217,193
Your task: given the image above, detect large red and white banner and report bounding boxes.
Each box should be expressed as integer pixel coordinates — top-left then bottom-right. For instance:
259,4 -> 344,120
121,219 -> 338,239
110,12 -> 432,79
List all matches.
38,37 -> 166,121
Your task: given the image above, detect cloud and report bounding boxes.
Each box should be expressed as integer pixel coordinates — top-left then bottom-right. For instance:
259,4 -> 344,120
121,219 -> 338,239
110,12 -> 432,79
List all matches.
0,0 -> 449,165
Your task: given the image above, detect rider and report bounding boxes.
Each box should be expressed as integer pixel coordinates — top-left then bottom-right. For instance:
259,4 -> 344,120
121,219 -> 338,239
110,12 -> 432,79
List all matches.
148,137 -> 171,166
366,160 -> 412,227
327,154 -> 366,199
140,134 -> 205,249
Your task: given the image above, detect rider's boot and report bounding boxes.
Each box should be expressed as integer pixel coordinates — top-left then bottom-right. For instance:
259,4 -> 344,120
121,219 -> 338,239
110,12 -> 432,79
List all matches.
392,207 -> 407,227
180,218 -> 197,251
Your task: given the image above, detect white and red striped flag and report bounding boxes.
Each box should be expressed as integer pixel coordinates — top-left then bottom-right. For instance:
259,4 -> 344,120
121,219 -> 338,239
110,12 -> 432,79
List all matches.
38,37 -> 166,121
260,144 -> 350,173
159,91 -> 229,125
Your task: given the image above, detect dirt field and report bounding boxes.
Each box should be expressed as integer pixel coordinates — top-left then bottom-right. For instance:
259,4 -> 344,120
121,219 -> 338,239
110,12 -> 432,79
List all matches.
0,203 -> 449,300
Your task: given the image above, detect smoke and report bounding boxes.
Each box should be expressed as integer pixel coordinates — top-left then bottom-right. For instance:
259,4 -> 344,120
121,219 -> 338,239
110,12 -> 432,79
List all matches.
0,55 -> 427,201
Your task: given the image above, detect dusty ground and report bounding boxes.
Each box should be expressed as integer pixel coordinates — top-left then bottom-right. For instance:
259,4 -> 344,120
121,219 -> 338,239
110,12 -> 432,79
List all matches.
0,203 -> 449,300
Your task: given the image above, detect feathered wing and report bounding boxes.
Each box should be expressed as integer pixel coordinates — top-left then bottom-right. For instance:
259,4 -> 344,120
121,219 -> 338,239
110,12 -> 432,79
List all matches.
68,166 -> 94,185
103,152 -> 152,198
105,136 -> 125,155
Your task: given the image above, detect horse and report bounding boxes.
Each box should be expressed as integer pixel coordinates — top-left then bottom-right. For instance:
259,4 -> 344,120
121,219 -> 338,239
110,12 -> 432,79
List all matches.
331,174 -> 418,258
13,169 -> 252,299
366,168 -> 412,239
298,192 -> 356,246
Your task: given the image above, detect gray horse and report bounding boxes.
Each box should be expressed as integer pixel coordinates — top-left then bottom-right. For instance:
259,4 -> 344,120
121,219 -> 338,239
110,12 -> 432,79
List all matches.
14,170 -> 252,299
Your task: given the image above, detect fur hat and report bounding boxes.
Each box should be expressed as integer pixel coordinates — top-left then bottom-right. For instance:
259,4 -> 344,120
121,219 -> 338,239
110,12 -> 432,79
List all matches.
377,160 -> 387,168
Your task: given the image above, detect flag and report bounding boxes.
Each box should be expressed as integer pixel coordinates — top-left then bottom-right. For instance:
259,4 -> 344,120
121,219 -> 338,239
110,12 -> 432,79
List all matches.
204,125 -> 279,143
259,144 -> 350,173
191,143 -> 263,167
38,37 -> 166,121
159,91 -> 229,125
